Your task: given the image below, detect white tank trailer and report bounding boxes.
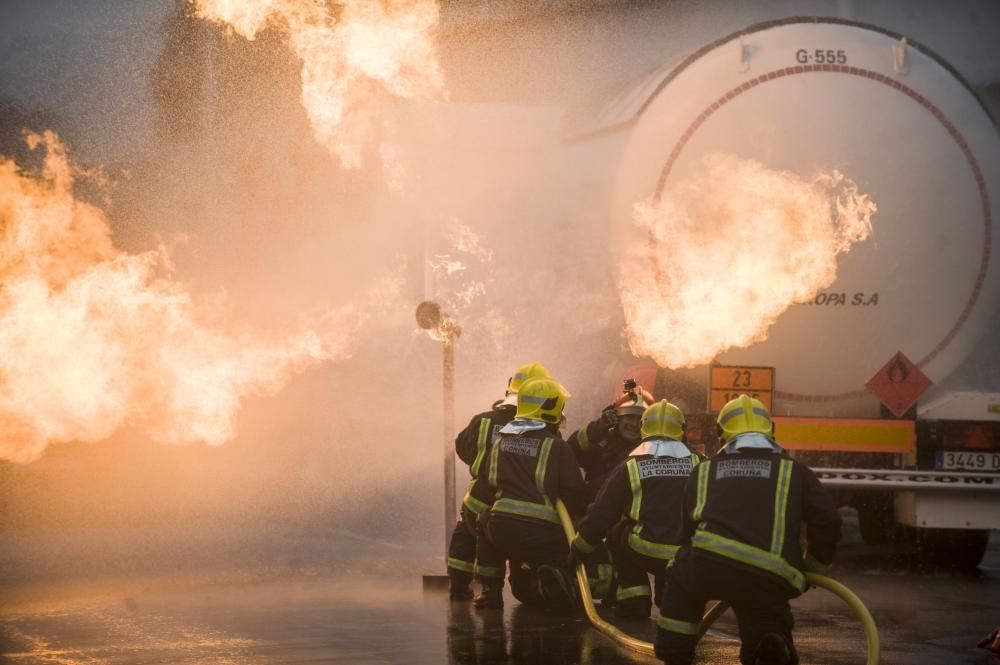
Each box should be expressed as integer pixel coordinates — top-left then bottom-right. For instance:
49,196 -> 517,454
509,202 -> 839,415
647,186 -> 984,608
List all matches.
593,18 -> 1000,567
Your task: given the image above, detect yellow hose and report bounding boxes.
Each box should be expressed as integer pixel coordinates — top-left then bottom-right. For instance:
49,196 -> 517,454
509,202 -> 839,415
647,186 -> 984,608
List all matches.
801,573 -> 880,665
554,499 -> 879,664
555,499 -> 655,655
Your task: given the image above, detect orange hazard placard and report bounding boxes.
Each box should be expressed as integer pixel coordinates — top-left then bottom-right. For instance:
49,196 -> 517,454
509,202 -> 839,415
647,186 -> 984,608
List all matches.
709,366 -> 774,412
865,351 -> 931,418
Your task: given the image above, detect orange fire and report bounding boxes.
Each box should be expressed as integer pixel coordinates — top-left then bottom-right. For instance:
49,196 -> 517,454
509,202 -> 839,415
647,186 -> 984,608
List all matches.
0,133 -> 343,463
622,153 -> 876,369
193,0 -> 446,171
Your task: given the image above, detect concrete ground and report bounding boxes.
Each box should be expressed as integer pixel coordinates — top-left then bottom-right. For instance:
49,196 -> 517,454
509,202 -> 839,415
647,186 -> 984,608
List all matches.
1,528 -> 998,664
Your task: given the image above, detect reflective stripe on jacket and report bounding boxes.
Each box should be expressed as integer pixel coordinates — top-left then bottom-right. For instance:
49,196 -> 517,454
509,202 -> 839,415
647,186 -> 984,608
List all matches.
455,404 -> 515,470
576,447 -> 700,559
455,404 -> 515,514
484,428 -> 587,525
683,450 -> 841,594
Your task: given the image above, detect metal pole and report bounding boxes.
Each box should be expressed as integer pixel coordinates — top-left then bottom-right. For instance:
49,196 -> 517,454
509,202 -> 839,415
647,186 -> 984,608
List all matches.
442,332 -> 456,563
414,300 -> 459,578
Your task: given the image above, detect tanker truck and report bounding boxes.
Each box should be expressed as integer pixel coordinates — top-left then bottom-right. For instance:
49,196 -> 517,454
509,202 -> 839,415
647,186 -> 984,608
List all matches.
583,18 -> 1000,568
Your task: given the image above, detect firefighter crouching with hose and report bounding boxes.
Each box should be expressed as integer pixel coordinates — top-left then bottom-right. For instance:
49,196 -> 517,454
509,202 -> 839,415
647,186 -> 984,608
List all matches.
568,400 -> 703,619
567,379 -> 656,601
655,395 -> 842,665
472,377 -> 589,613
448,362 -> 552,601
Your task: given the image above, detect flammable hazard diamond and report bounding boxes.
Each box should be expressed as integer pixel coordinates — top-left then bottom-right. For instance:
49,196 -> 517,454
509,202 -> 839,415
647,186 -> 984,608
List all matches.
865,351 -> 932,418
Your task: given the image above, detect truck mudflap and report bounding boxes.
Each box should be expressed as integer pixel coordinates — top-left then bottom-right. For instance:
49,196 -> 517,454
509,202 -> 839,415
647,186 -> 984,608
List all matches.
814,468 -> 1000,491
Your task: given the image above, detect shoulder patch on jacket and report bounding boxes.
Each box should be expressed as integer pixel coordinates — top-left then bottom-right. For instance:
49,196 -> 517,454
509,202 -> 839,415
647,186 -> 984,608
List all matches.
501,436 -> 541,457
637,457 -> 694,478
715,458 -> 773,479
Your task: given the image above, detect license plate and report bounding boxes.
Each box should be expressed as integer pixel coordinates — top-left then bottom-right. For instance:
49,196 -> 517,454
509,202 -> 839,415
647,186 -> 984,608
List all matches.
936,450 -> 1000,471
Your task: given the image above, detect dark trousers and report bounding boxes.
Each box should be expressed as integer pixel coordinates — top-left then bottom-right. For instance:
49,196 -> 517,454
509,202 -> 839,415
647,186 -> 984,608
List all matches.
655,547 -> 798,665
476,513 -> 570,598
606,520 -> 668,611
447,507 -> 479,582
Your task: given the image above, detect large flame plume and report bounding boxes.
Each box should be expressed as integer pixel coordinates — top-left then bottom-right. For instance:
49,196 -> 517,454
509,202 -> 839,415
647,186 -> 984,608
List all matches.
623,153 -> 876,369
193,0 -> 446,172
0,133 -> 344,463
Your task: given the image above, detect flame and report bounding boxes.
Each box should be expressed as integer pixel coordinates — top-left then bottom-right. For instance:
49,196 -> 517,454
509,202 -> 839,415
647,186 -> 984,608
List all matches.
193,0 -> 446,172
622,153 -> 876,369
0,133 -> 345,463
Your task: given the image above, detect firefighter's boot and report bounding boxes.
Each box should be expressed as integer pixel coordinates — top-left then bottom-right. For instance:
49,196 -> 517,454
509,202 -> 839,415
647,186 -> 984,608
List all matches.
753,633 -> 796,665
509,561 -> 544,607
537,564 -> 578,615
473,581 -> 504,610
448,571 -> 473,602
613,595 -> 651,619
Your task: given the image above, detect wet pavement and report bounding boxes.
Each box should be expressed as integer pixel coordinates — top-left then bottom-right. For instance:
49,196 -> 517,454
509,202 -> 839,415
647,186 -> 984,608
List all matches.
2,532 -> 999,664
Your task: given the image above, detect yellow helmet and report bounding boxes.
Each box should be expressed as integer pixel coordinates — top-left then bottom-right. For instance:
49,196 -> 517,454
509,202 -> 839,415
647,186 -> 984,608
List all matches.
508,362 -> 552,394
516,377 -> 571,424
641,400 -> 686,441
716,394 -> 773,444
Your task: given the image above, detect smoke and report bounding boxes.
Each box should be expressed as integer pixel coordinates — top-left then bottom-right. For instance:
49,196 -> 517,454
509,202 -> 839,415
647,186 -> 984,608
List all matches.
0,1 -> 676,583
622,153 -> 876,369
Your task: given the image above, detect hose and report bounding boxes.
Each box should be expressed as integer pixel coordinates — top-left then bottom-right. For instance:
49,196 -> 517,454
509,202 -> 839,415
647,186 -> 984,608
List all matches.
800,574 -> 880,665
555,499 -> 655,655
554,499 -> 879,664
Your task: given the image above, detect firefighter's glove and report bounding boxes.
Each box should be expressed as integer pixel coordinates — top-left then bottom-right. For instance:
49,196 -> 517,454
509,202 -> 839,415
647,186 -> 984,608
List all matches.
567,544 -> 587,570
599,408 -> 618,429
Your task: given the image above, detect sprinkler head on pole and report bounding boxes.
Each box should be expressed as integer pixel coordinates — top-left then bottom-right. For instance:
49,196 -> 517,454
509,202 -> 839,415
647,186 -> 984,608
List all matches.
415,300 -> 461,340
415,301 -> 442,330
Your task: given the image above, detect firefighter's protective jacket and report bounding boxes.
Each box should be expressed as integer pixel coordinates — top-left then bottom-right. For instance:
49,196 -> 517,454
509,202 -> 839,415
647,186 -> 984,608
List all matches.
682,448 -> 842,595
567,412 -> 640,498
477,427 -> 588,526
455,403 -> 515,471
574,442 -> 701,560
455,403 -> 515,514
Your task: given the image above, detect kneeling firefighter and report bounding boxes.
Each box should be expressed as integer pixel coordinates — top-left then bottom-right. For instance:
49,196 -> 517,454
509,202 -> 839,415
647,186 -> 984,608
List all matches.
448,362 -> 552,601
654,395 -> 842,665
568,400 -> 701,618
567,379 -> 655,602
473,377 -> 588,613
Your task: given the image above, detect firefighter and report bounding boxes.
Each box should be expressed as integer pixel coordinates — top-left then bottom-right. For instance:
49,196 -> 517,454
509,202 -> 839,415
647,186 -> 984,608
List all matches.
567,379 -> 655,602
568,400 -> 701,619
448,362 -> 552,601
473,377 -> 588,613
568,379 -> 656,503
654,395 -> 842,665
